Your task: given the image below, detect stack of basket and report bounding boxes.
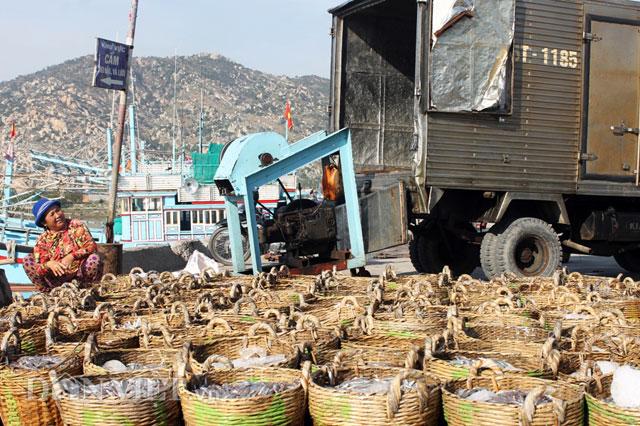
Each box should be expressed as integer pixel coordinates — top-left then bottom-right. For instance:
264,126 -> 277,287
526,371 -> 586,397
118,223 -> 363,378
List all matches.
0,264 -> 638,424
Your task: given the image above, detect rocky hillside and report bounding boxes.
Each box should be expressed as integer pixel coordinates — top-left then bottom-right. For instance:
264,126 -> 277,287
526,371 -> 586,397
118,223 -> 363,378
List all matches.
0,54 -> 330,189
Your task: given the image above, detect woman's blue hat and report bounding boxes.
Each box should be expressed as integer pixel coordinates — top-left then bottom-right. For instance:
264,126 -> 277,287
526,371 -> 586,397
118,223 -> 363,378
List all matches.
32,198 -> 61,227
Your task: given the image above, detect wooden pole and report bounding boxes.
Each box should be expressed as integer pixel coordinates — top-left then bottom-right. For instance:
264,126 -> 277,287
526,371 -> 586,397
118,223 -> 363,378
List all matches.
105,0 -> 139,243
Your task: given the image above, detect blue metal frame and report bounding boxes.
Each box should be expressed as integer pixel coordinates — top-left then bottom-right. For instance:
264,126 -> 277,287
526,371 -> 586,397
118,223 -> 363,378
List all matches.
216,129 -> 365,274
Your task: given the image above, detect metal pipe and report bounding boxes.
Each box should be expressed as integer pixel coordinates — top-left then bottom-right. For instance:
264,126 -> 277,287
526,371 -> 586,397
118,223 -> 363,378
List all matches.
129,104 -> 137,174
106,0 -> 139,243
562,239 -> 592,254
106,127 -> 113,169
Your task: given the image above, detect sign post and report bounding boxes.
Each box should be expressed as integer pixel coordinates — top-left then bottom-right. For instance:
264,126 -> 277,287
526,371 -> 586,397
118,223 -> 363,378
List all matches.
93,38 -> 130,91
93,0 -> 139,244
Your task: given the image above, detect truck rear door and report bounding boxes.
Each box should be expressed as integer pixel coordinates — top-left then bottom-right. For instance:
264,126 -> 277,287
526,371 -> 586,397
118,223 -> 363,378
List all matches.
582,15 -> 640,182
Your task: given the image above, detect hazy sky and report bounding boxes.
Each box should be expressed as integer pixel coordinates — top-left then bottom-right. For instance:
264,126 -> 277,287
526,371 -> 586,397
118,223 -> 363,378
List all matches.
0,0 -> 342,82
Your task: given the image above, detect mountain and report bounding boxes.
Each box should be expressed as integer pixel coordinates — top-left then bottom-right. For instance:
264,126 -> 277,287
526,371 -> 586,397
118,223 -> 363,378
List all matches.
0,54 -> 330,189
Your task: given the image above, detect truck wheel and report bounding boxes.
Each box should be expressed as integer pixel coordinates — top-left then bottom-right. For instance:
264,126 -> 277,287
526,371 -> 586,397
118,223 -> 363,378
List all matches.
614,250 -> 640,273
208,227 -> 250,266
480,231 -> 502,279
416,228 -> 479,276
496,218 -> 561,277
409,235 -> 426,273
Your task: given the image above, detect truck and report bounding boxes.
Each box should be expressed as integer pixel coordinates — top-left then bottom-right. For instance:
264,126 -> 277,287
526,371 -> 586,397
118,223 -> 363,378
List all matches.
327,0 -> 640,278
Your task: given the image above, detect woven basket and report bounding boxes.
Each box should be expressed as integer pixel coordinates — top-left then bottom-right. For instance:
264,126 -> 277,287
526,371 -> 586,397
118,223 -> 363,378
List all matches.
184,323 -> 301,374
178,361 -> 307,426
83,333 -> 177,377
327,347 -> 422,370
423,348 -> 558,382
442,375 -> 584,426
0,328 -> 82,426
51,369 -> 180,426
586,373 -> 640,425
307,363 -> 441,426
45,309 -> 88,355
286,314 -> 341,364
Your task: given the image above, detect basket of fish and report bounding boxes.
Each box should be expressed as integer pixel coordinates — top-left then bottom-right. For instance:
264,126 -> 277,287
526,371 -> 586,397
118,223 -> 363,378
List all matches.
307,362 -> 441,426
0,328 -> 82,426
177,360 -> 307,426
442,375 -> 583,426
51,369 -> 180,426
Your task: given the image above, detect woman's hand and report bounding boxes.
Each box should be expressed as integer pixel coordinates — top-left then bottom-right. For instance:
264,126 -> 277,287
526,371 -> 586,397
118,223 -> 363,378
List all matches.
60,253 -> 75,268
45,260 -> 67,277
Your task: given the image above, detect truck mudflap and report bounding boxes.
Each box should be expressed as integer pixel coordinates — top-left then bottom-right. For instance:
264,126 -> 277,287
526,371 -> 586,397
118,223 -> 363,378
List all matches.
335,181 -> 408,254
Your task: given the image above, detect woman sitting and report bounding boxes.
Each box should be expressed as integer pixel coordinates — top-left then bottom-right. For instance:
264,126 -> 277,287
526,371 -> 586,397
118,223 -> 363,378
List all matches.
23,198 -> 103,292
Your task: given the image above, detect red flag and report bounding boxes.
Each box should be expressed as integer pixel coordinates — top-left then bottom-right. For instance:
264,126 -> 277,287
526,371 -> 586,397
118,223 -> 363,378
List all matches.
284,100 -> 293,130
9,123 -> 16,139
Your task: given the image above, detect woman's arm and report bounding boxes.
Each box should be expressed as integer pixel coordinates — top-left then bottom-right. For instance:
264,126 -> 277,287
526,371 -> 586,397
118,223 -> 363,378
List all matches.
32,241 -> 52,276
70,222 -> 98,261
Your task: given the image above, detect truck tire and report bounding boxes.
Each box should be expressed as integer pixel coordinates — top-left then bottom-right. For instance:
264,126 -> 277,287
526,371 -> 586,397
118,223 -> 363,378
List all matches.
480,232 -> 502,279
408,236 -> 426,273
415,227 -> 478,276
614,250 -> 640,273
496,218 -> 561,277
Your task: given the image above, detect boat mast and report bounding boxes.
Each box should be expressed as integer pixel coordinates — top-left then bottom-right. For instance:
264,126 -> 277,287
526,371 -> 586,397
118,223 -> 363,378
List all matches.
172,50 -> 177,172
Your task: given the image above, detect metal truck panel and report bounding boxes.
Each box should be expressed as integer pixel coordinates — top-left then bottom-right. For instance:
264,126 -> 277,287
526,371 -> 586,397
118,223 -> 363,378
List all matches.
426,0 -> 583,194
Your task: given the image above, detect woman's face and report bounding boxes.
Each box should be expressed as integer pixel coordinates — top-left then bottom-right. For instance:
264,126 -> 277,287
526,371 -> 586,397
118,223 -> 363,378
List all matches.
43,205 -> 66,231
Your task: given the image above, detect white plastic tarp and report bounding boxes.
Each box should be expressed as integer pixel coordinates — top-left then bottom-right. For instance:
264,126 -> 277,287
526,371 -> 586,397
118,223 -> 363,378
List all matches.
430,0 -> 516,112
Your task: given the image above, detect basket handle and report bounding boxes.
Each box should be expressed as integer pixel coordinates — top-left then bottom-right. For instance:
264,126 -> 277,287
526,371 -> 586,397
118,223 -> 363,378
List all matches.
495,286 -> 514,299
202,354 -> 234,370
129,266 -> 145,276
247,322 -> 277,339
100,310 -> 117,331
178,273 -> 195,286
263,309 -> 283,321
100,273 -> 117,283
539,336 -> 560,377
200,267 -> 218,282
203,318 -> 233,334
466,359 -> 504,390
572,305 -> 597,316
168,301 -> 191,327
338,296 -> 360,309
598,310 -> 627,327
569,324 -> 594,351
520,386 -> 548,426
29,294 -> 48,310
233,296 -> 258,316
404,346 -> 420,369
295,314 -> 321,331
141,322 -> 174,349
352,315 -> 373,335
0,327 -> 20,359
10,311 -> 23,328
83,333 -> 97,364
158,271 -> 174,283
387,370 -> 426,420
93,302 -> 114,319
133,297 -> 155,311
49,370 -> 65,400
586,291 -> 602,304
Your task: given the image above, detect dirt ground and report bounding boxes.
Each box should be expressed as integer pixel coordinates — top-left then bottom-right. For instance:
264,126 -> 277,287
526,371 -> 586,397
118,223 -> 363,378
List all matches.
362,245 -> 634,280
